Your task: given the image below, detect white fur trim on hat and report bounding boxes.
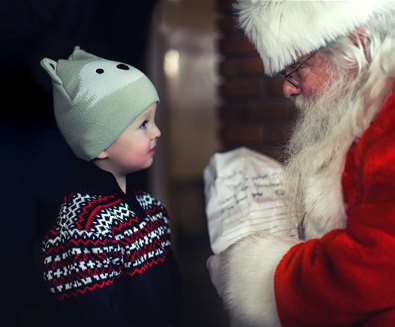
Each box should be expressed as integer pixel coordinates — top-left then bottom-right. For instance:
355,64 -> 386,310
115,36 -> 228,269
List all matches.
236,0 -> 394,76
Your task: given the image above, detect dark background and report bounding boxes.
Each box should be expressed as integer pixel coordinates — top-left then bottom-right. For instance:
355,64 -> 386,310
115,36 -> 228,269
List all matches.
0,1 -> 159,324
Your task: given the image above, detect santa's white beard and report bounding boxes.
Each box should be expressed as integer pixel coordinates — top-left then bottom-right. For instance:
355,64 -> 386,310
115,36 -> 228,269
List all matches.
288,72 -> 352,157
284,69 -> 362,239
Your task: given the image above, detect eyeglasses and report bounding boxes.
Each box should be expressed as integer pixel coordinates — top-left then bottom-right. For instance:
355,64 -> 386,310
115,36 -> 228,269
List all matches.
279,52 -> 316,88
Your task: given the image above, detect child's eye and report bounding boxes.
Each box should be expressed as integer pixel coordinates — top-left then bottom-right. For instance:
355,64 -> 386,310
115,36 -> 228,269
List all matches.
139,120 -> 149,129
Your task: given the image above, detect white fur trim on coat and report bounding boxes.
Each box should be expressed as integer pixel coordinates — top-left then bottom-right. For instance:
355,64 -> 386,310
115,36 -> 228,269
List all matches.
223,233 -> 297,327
236,0 -> 394,75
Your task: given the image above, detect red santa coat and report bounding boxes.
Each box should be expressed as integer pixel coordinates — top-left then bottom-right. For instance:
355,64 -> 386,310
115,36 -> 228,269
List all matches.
220,85 -> 395,327
275,89 -> 395,326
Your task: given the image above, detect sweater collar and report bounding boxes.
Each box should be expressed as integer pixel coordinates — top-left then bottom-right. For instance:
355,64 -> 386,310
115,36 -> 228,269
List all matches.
69,158 -> 139,197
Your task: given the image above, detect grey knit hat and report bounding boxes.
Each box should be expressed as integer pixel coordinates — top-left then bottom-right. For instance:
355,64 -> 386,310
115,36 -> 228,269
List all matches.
40,46 -> 159,161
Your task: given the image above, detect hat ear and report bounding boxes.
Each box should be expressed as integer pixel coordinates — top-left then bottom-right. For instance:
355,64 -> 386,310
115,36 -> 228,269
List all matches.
69,45 -> 100,61
40,58 -> 63,85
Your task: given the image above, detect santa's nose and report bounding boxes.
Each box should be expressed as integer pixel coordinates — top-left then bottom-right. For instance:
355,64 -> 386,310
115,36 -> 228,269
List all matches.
282,80 -> 302,98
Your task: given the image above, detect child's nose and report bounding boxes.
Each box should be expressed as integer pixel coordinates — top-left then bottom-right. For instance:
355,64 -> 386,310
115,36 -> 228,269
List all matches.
152,123 -> 161,138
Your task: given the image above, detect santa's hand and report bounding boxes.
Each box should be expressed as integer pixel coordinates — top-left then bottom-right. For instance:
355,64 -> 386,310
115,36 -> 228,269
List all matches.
207,253 -> 227,299
207,233 -> 296,326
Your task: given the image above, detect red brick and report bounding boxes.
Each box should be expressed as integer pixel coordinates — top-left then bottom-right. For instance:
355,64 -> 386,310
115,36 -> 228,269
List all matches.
219,77 -> 266,98
265,76 -> 287,97
218,37 -> 257,55
220,125 -> 264,146
219,100 -> 296,122
215,0 -> 236,13
220,122 -> 292,146
216,15 -> 241,33
219,56 -> 264,77
215,0 -> 296,155
264,124 -> 293,145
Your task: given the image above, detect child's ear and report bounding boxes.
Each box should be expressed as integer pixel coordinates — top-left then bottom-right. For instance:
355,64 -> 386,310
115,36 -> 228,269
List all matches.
40,58 -> 63,85
96,151 -> 109,160
69,46 -> 100,61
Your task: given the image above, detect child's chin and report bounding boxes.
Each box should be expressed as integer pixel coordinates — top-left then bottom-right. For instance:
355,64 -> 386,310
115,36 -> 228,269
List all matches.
140,158 -> 154,170
145,158 -> 154,168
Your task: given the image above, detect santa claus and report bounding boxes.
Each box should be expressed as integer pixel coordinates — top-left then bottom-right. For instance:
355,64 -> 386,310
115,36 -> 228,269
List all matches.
207,1 -> 395,326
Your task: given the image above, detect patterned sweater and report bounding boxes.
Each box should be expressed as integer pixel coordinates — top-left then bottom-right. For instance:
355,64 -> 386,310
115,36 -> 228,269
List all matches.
37,159 -> 181,327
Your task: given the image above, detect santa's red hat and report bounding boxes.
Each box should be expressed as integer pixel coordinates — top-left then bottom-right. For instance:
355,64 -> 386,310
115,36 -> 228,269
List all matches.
236,0 -> 395,76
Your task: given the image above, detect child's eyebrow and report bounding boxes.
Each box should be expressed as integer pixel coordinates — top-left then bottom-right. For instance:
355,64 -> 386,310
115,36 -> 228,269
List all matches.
143,109 -> 156,119
135,113 -> 151,125
141,112 -> 150,120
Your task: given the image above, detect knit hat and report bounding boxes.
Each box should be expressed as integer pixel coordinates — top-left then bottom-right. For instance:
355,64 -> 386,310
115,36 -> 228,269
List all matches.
40,46 -> 159,161
236,0 -> 395,76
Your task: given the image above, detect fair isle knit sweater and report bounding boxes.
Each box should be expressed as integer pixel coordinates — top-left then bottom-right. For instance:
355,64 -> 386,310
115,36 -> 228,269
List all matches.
38,159 -> 181,327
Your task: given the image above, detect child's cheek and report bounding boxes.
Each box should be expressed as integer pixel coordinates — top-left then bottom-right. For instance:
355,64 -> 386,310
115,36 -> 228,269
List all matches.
143,142 -> 152,154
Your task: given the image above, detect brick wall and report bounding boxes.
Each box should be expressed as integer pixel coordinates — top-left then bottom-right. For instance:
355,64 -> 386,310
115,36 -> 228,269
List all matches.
216,0 -> 296,162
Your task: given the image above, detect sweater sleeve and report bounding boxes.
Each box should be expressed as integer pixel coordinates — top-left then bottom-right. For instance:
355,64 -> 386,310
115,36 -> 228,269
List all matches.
55,284 -> 135,327
42,202 -> 132,327
275,99 -> 395,326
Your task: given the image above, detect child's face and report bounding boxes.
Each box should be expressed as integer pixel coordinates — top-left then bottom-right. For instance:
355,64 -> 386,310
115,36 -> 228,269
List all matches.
102,102 -> 161,174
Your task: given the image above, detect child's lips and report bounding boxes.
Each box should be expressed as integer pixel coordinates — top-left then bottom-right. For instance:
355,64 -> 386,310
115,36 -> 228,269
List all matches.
149,140 -> 157,154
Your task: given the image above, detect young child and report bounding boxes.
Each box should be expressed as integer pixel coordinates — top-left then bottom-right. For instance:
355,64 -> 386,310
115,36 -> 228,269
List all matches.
39,46 -> 181,327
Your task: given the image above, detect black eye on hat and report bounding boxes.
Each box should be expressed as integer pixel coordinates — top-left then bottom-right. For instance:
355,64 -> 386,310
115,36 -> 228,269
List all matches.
117,63 -> 130,70
96,68 -> 104,74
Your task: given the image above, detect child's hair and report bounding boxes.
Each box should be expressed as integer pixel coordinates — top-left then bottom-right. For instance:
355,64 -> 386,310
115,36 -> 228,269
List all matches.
41,46 -> 159,161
